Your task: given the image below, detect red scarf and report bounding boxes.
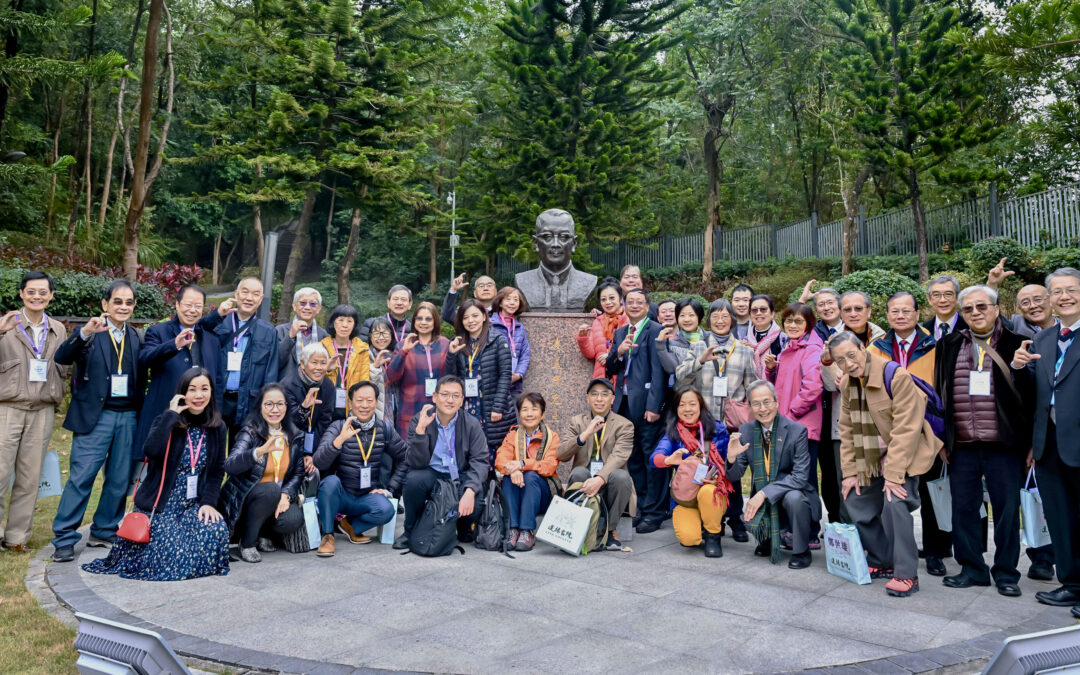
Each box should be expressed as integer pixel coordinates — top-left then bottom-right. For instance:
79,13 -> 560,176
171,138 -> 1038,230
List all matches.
675,420 -> 732,506
601,311 -> 624,344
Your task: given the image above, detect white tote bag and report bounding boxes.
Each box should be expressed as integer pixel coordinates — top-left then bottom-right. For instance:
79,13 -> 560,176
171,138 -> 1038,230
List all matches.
536,495 -> 594,556
37,450 -> 63,499
926,464 -> 952,533
1020,468 -> 1052,549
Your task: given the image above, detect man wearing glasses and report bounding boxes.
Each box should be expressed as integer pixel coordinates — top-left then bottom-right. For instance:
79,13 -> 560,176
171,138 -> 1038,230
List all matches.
51,280 -> 143,562
442,275 -> 499,323
923,275 -> 967,341
394,375 -> 488,550
514,208 -> 597,312
934,285 -> 1030,598
276,287 -> 329,379
0,272 -> 67,553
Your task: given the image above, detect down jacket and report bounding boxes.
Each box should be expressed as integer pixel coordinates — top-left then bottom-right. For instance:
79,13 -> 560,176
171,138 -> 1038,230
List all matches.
768,331 -> 824,441
219,425 -> 306,534
314,418 -> 409,496
445,330 -> 517,447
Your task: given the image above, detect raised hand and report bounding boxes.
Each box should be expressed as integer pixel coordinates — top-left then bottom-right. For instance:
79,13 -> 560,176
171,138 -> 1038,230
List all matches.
798,279 -> 817,303
655,326 -> 674,343
416,404 -> 436,434
578,323 -> 591,336
0,311 -> 20,333
763,352 -> 777,371
83,313 -> 111,335
301,387 -> 321,410
699,344 -> 720,364
289,318 -> 310,339
617,333 -> 634,357
373,349 -> 392,369
217,298 -> 237,317
174,328 -> 196,350
169,394 -> 188,414
450,273 -> 468,293
449,336 -> 466,354
335,416 -> 358,445
727,432 -> 749,459
1011,339 -> 1041,369
585,415 -> 606,436
986,257 -> 1015,289
401,333 -> 419,352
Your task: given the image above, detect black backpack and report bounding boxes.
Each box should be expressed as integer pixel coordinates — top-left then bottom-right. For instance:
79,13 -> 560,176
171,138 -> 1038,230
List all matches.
474,479 -> 514,557
408,478 -> 464,557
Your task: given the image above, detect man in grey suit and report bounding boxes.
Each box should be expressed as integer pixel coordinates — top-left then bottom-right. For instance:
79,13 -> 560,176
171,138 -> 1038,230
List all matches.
275,287 -> 329,378
1011,267 -> 1080,607
726,380 -> 817,569
515,209 -> 596,312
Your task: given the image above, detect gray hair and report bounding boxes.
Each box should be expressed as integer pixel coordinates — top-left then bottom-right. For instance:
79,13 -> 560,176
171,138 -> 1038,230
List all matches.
535,208 -> 574,233
826,330 -> 864,355
293,287 -> 323,305
958,284 -> 998,306
387,284 -> 413,301
707,298 -> 734,322
1046,267 -> 1080,288
814,287 -> 841,305
840,290 -> 871,308
746,379 -> 777,401
299,343 -> 330,365
927,275 -> 959,295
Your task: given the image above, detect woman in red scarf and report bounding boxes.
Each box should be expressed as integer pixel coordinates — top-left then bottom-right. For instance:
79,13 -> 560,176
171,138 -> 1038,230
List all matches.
577,278 -> 629,380
650,386 -> 732,557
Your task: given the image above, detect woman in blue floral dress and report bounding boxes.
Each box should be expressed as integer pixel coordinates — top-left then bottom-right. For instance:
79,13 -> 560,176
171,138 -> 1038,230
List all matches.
83,367 -> 230,581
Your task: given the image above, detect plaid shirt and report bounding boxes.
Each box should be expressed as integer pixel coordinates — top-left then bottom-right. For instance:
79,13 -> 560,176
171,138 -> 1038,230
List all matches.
676,334 -> 757,419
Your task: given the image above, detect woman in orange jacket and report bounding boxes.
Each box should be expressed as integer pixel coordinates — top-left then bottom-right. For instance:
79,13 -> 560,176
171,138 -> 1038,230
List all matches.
494,392 -> 561,552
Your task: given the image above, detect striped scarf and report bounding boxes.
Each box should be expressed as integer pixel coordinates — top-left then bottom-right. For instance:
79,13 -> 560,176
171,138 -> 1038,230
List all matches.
850,353 -> 883,486
749,420 -> 782,564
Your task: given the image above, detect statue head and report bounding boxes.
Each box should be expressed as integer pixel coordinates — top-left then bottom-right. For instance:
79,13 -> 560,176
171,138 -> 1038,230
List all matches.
532,209 -> 577,271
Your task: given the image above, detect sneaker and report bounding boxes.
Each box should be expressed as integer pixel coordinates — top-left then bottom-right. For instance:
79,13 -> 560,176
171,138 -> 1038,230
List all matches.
885,576 -> 919,597
317,534 -> 336,557
868,565 -> 894,580
808,537 -> 821,551
239,547 -> 262,563
392,533 -> 410,550
605,535 -> 624,551
336,519 -> 372,544
87,535 -> 115,548
52,545 -> 75,563
780,530 -> 793,550
515,530 -> 535,552
508,528 -> 521,549
256,537 -> 277,553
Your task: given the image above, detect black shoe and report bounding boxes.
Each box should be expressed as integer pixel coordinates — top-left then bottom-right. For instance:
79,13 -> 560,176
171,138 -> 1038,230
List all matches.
754,540 -> 771,557
943,572 -> 991,589
1072,606 -> 1080,619
1028,563 -> 1054,582
397,503 -> 405,515
632,516 -> 642,528
392,534 -> 410,550
788,551 -> 812,569
87,535 -> 115,548
926,556 -> 947,577
731,528 -> 749,543
703,532 -> 723,558
52,545 -> 75,563
1035,586 -> 1080,606
634,519 -> 661,534
996,582 -> 1022,597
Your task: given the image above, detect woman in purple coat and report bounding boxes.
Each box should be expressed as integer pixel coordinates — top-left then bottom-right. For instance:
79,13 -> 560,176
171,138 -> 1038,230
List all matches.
490,287 -> 531,395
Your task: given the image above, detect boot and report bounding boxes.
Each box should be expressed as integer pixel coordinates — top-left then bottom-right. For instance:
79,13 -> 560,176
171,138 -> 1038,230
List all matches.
704,532 -> 723,558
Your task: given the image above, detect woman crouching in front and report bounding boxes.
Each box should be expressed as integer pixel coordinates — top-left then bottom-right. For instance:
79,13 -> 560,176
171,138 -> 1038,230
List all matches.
494,392 -> 560,552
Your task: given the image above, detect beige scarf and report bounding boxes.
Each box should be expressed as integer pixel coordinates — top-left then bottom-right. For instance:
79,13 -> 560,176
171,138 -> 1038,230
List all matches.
849,354 -> 883,486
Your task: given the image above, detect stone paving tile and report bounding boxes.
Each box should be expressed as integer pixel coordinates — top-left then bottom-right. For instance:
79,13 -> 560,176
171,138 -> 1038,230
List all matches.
504,630 -> 695,674
315,581 -> 484,634
918,647 -> 966,667
565,555 -> 719,598
822,576 -> 980,620
360,631 -> 526,673
683,573 -> 822,621
484,541 -> 619,578
884,653 -> 943,673
725,624 -> 900,673
855,658 -> 910,674
783,596 -> 955,651
604,596 -> 766,653
412,560 -> 557,604
500,577 -> 654,629
957,590 -> 1052,629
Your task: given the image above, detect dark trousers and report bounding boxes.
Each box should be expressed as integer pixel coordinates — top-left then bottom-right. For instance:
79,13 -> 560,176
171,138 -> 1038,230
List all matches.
501,472 -> 553,531
236,482 -> 304,548
1027,544 -> 1055,567
1035,426 -> 1080,591
724,492 -> 746,532
621,403 -> 667,522
950,443 -> 1023,584
820,440 -> 849,524
401,466 -> 473,539
223,392 -> 241,450
917,453 -> 953,559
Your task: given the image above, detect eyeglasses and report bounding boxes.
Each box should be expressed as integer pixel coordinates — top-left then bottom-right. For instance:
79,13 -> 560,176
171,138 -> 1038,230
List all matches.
1018,297 -> 1048,308
22,289 -> 51,297
262,401 -> 287,410
960,303 -> 994,315
110,298 -> 136,307
178,303 -> 204,312
750,307 -> 771,315
887,309 -> 916,317
929,292 -> 956,301
783,317 -> 806,324
831,353 -> 862,367
1050,287 -> 1080,298
475,282 -> 496,289
371,329 -> 392,337
297,300 -> 320,308
841,305 -> 867,314
438,391 -> 463,401
815,300 -> 837,309
749,399 -> 776,410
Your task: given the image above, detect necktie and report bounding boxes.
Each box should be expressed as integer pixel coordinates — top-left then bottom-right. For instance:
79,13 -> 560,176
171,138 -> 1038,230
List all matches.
939,323 -> 949,339
1061,328 -> 1073,341
899,339 -> 908,352
628,325 -> 637,341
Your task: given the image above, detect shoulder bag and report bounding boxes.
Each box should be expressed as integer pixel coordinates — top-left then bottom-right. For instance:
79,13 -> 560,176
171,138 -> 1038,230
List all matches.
116,436 -> 171,544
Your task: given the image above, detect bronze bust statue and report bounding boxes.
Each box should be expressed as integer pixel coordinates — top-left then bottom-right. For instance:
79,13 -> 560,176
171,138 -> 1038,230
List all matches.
514,209 -> 597,313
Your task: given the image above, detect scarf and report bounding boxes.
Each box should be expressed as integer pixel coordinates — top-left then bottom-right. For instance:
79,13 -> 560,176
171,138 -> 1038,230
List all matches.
515,422 -> 552,461
299,369 -> 316,387
749,420 -> 782,564
850,353 -> 883,486
675,420 -> 732,507
680,328 -> 704,344
601,311 -> 623,345
357,417 -> 376,431
710,331 -> 732,348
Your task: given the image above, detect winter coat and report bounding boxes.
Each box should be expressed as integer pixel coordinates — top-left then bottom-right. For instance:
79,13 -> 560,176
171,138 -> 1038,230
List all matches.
577,311 -> 628,379
768,331 -> 824,441
135,410 -> 226,511
219,425 -> 305,533
314,418 -> 409,496
490,312 -> 531,394
445,330 -> 517,447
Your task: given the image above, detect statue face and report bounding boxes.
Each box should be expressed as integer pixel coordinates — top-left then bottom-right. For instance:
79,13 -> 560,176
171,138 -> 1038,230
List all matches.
533,216 -> 576,269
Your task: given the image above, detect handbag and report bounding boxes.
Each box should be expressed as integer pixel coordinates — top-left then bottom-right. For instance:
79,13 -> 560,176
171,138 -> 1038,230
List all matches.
723,399 -> 752,431
536,493 -> 595,556
926,463 -> 952,532
824,521 -> 871,585
669,455 -> 707,508
37,449 -> 63,499
1021,468 -> 1052,549
116,437 -> 171,544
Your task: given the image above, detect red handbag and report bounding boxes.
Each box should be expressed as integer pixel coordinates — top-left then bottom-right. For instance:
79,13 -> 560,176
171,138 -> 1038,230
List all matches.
117,436 -> 171,544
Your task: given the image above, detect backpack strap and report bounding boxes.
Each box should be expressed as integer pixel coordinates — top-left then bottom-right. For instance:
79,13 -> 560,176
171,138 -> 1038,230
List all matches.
882,360 -> 899,399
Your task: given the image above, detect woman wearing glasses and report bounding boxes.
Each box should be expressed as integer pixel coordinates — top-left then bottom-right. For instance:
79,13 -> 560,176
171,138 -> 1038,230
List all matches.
319,304 -> 370,421
745,294 -> 782,379
364,316 -> 399,423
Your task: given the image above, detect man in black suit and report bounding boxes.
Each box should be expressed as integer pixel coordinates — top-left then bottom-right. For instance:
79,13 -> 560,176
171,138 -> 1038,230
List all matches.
51,280 -> 143,561
923,275 -> 968,341
606,289 -> 667,533
1012,267 -> 1080,607
726,380 -> 817,569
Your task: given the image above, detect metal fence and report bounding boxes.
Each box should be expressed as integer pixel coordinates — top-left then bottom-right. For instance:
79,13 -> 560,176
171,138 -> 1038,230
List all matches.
494,182 -> 1080,276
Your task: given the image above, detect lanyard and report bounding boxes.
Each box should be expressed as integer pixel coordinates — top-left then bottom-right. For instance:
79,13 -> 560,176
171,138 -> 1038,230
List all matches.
108,328 -> 126,375
422,343 -> 434,377
624,318 -> 649,376
467,339 -> 481,376
761,424 -> 773,475
268,441 -> 286,483
975,343 -> 987,371
386,314 -> 407,344
593,423 -> 607,461
502,315 -> 517,355
697,422 -> 709,465
438,423 -> 455,463
350,424 -> 377,466
337,340 -> 353,385
523,430 -> 535,459
17,312 -> 48,357
307,403 -> 315,432
231,314 -> 250,350
713,342 -> 735,378
186,429 -> 205,473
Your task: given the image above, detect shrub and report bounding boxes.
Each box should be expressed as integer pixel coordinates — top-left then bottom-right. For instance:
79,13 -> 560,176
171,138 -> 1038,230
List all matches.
110,263 -> 203,303
650,290 -> 710,309
748,259 -> 832,306
966,237 -> 1031,278
853,253 -> 955,279
0,245 -> 103,275
0,269 -> 169,319
1028,248 -> 1080,281
832,270 -> 926,327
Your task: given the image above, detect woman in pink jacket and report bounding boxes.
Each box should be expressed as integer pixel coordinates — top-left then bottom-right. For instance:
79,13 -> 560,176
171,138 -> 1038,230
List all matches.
577,278 -> 628,380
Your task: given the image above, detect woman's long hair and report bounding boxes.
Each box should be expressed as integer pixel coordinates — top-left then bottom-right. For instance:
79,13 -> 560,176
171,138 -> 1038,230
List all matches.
664,385 -> 717,443
241,383 -> 301,444
175,367 -> 223,429
455,298 -> 491,348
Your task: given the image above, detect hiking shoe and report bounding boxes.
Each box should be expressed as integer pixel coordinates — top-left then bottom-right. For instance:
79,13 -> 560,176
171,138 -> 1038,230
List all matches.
2,541 -> 28,553
52,545 -> 75,563
515,530 -> 535,552
704,532 -> 723,558
508,528 -> 521,549
317,534 -> 336,557
336,519 -> 371,544
256,537 -> 277,553
239,547 -> 262,563
868,565 -> 894,580
780,530 -> 793,550
886,576 -> 919,597
605,536 -> 624,551
87,535 -> 115,548
808,537 -> 821,551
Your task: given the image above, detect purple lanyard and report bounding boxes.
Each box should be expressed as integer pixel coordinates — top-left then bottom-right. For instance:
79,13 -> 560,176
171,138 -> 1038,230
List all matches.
422,343 -> 434,377
231,314 -> 250,350
502,315 -> 517,355
387,313 -> 407,344
16,314 -> 47,357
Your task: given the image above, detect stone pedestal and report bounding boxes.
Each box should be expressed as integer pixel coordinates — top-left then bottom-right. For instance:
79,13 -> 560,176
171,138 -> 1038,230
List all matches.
520,312 -> 595,484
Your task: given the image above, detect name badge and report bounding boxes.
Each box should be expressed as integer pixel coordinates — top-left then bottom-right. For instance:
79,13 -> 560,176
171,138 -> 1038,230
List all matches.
186,475 -> 199,500
29,359 -> 48,383
969,370 -> 991,396
304,431 -> 315,454
590,460 -> 604,476
424,378 -> 437,397
110,374 -> 129,397
360,466 -> 372,489
712,377 -> 728,399
465,378 -> 479,397
335,388 -> 347,409
227,350 -> 243,372
693,461 -> 709,485
448,460 -> 460,481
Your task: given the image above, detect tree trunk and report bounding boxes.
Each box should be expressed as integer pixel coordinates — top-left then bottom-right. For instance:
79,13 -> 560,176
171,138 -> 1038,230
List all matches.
279,187 -> 318,317
338,206 -> 362,305
252,161 -> 265,275
122,0 -> 164,279
223,233 -> 240,283
428,209 -> 437,294
46,89 -> 66,233
702,128 -> 720,282
909,168 -> 929,282
840,165 -> 870,276
0,0 -> 23,140
324,180 -> 336,261
212,228 -> 223,286
83,93 -> 93,244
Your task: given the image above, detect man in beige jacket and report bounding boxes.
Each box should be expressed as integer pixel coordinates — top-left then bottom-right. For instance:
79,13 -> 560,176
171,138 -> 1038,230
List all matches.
829,331 -> 942,598
0,271 -> 67,551
557,378 -> 636,550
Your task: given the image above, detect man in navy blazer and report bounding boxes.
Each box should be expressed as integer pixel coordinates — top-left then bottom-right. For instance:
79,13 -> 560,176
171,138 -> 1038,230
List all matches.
134,284 -> 224,477
1012,267 -> 1080,607
606,289 -> 667,533
51,280 -> 144,561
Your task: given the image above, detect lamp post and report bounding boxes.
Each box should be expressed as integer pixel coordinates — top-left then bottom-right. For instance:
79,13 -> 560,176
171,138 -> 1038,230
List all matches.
447,190 -> 458,282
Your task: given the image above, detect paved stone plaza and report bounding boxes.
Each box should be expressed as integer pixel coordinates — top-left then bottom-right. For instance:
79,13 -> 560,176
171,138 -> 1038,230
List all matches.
37,516 -> 1078,675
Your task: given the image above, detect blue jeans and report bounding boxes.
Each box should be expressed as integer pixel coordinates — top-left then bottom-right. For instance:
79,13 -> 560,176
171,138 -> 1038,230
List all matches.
502,471 -> 553,531
317,475 -> 395,536
51,410 -> 136,549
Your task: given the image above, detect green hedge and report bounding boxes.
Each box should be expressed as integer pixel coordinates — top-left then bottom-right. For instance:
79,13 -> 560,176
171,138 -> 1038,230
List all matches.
0,268 -> 170,319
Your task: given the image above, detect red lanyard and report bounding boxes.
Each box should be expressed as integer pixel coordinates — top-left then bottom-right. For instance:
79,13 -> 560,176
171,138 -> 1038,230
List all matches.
186,429 -> 205,472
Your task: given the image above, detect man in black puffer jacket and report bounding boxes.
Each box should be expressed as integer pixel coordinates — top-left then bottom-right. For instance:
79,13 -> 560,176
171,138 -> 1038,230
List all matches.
313,381 -> 408,556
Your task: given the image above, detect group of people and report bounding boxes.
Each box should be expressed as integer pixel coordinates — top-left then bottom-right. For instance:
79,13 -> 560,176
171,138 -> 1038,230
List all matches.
0,260 -> 1077,615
